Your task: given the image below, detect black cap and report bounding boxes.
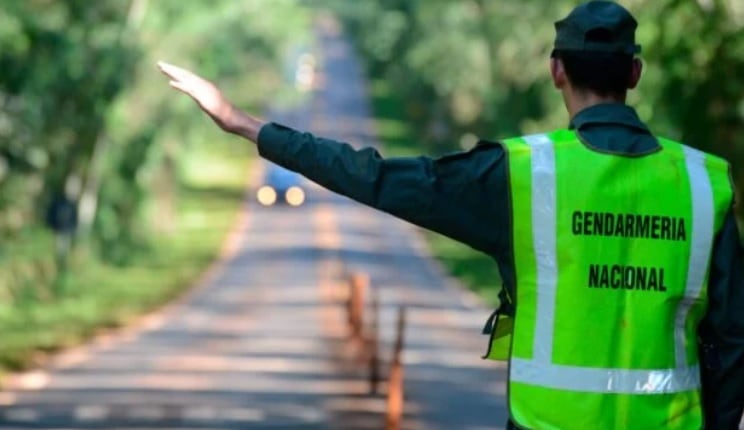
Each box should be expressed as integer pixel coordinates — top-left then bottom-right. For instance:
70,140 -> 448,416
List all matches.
554,1 -> 641,54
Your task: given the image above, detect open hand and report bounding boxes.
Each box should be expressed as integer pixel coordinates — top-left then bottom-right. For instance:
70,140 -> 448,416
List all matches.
157,61 -> 235,131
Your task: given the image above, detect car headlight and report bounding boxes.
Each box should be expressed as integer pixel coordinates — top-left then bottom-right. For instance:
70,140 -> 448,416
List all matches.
257,186 -> 277,206
285,186 -> 305,207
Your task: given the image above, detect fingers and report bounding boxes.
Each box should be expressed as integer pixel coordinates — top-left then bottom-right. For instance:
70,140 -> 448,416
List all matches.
157,61 -> 175,79
159,61 -> 195,95
157,61 -> 181,75
157,61 -> 195,82
168,80 -> 189,94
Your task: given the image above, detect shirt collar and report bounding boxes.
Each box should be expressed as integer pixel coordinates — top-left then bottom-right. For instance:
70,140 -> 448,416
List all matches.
569,103 -> 650,133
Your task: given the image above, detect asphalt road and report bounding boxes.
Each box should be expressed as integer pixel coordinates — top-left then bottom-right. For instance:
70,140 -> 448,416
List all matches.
0,15 -> 509,430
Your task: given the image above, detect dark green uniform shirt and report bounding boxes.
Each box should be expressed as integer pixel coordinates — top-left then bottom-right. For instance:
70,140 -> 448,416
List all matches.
258,103 -> 744,429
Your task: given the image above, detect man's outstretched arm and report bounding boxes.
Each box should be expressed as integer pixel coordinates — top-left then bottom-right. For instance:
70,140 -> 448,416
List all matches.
156,62 -> 510,259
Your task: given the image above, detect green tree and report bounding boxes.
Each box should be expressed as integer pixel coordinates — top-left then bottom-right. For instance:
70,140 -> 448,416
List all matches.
0,0 -> 313,301
329,0 -> 744,221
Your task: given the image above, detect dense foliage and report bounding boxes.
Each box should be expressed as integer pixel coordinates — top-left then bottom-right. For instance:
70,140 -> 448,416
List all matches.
0,0 -> 310,302
328,0 -> 744,221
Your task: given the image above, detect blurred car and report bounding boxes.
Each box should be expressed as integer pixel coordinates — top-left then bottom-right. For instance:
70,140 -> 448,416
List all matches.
256,163 -> 306,207
294,53 -> 316,92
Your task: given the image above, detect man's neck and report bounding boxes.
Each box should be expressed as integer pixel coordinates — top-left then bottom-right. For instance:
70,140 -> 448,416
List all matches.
566,91 -> 626,120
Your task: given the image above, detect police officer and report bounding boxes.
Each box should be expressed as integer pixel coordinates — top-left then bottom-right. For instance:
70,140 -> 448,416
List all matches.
159,1 -> 743,428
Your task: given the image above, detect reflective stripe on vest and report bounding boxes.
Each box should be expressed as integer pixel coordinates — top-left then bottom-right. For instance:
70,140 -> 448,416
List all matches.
500,130 -> 733,430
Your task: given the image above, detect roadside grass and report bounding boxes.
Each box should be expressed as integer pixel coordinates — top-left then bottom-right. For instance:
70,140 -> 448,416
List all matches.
0,140 -> 252,380
369,79 -> 502,307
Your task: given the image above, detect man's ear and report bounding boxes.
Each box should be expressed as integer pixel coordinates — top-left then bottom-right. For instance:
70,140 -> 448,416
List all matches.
550,57 -> 567,89
628,58 -> 643,89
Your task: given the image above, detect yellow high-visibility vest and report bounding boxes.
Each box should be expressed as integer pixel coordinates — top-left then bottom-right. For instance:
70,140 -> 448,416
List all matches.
484,130 -> 733,429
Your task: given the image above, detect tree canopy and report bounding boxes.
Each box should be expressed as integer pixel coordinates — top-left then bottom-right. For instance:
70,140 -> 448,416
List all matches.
329,0 -> 744,221
0,0 -> 311,302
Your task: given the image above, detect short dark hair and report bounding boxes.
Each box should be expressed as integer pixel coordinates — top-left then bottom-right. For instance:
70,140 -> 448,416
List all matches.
552,49 -> 634,97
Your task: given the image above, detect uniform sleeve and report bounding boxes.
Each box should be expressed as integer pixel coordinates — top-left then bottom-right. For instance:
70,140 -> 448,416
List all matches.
698,210 -> 744,429
257,122 -> 508,257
